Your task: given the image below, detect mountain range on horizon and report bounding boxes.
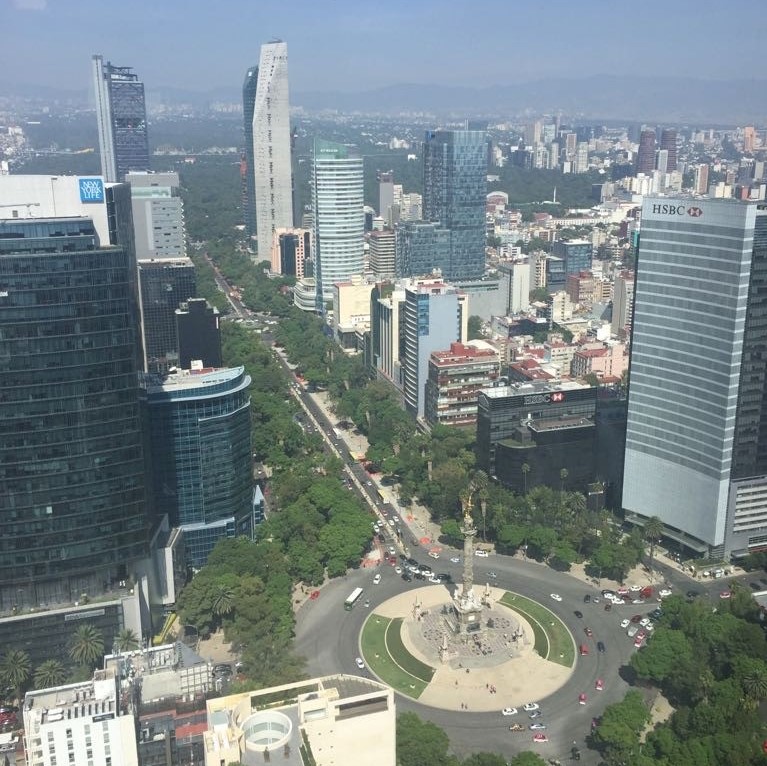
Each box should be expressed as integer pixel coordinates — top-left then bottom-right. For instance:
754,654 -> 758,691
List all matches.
3,75 -> 766,125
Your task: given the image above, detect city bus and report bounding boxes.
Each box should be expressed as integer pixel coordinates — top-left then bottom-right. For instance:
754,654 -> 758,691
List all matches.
344,587 -> 364,610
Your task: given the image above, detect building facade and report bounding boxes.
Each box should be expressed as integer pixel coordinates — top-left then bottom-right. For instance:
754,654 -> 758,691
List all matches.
242,64 -> 258,237
395,220 -> 451,279
270,227 -> 311,277
126,171 -> 186,260
92,55 -> 150,183
0,216 -> 149,612
611,269 -> 635,338
402,278 -> 468,419
312,139 -> 364,307
423,128 -> 487,280
176,298 -> 222,369
251,41 -> 294,259
424,341 -> 500,428
552,239 -> 592,276
368,228 -> 396,279
623,197 -> 767,558
137,258 -> 197,374
635,129 -> 656,177
141,366 -> 254,568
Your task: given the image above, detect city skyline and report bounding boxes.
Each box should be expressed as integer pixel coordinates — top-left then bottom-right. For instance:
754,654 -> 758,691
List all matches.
3,0 -> 766,98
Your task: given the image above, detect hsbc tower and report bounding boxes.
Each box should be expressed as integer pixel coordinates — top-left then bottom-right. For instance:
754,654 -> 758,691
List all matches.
623,197 -> 767,559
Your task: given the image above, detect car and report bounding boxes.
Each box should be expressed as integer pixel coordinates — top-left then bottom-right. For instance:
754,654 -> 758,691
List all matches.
401,572 -> 412,582
408,564 -> 420,573
604,602 -> 612,612
488,571 -> 498,579
636,630 -> 647,641
366,481 -> 373,487
550,593 -> 563,602
617,587 -> 630,596
578,693 -> 588,705
355,657 -> 365,669
595,678 -> 604,691
435,573 -> 451,582
584,626 -> 593,637
612,598 -> 626,605
601,589 -> 615,598
645,622 -> 655,632
509,723 -> 525,732
650,608 -> 663,619
659,588 -> 673,598
428,551 -> 440,559
639,617 -> 650,627
529,723 -> 547,730
591,718 -> 600,732
629,584 -> 642,592
632,599 -> 646,605
532,734 -> 549,743
634,635 -> 645,648
528,711 -> 543,719
428,574 -> 441,584
373,573 -> 381,584
583,594 -> 591,603
414,572 -> 425,580
388,546 -> 396,555
630,614 -> 643,623
523,703 -> 540,712
363,600 -> 370,608
450,556 -> 461,564
574,610 -> 583,618
475,549 -> 489,558
502,707 -> 518,716
719,590 -> 732,599
394,566 -> 402,574
387,519 -> 396,527
419,565 -> 433,575
579,644 -> 590,656
597,640 -> 606,653
620,618 -> 630,628
592,597 -> 600,603
627,624 -> 640,638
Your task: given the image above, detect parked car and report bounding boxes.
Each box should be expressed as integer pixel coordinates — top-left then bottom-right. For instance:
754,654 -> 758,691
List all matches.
574,610 -> 583,618
579,644 -> 590,656
502,707 -> 518,716
509,723 -> 525,732
578,693 -> 588,705
583,594 -> 591,603
530,723 -> 547,730
475,549 -> 490,558
523,703 -> 540,712
620,619 -> 630,629
597,640 -> 606,653
584,626 -> 593,637
355,657 -> 365,669
373,573 -> 381,585
532,734 -> 549,743
595,679 -> 604,691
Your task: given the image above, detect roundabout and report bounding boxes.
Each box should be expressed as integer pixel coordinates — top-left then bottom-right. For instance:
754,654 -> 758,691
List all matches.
359,584 -> 575,711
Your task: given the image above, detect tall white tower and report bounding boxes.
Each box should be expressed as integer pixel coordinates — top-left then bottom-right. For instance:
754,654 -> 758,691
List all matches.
253,40 -> 294,259
312,139 -> 364,308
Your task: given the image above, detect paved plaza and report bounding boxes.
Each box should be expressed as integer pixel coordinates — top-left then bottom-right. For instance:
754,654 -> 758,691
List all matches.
372,585 -> 574,712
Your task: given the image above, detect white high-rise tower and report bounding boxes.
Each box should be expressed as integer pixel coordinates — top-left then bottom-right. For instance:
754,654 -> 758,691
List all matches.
252,40 -> 294,259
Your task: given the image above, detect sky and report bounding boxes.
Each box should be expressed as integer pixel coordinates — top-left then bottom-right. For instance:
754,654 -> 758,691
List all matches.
2,0 -> 766,96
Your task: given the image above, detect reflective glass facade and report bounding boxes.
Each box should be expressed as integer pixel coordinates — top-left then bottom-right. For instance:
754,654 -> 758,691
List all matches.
423,129 -> 487,280
395,220 -> 451,278
141,367 -> 253,568
623,198 -> 766,553
0,217 -> 148,610
242,65 -> 258,237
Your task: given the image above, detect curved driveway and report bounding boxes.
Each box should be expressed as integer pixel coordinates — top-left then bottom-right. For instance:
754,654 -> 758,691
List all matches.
296,550 -> 638,763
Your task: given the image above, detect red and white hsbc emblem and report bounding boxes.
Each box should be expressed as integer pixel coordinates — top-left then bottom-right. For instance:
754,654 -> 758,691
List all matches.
687,207 -> 703,217
551,392 -> 565,402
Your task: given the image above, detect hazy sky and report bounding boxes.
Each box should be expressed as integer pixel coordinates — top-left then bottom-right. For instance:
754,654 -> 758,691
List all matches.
2,0 -> 765,95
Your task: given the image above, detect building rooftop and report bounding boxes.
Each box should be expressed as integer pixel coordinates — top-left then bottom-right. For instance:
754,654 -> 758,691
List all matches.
142,365 -> 245,395
482,379 -> 590,399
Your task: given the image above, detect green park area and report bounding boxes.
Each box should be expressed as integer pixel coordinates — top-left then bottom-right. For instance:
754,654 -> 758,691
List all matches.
360,615 -> 433,698
500,592 -> 575,667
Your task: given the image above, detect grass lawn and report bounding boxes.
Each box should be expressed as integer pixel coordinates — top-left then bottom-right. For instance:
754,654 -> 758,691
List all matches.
386,618 -> 434,682
500,592 -> 575,668
360,615 -> 428,698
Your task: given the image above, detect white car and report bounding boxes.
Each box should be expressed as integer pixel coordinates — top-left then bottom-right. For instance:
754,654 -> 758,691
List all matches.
355,657 -> 365,669
502,707 -> 518,716
450,557 -> 461,564
523,702 -> 540,712
620,619 -> 630,629
612,598 -> 626,605
428,551 -> 441,559
659,588 -> 673,598
387,519 -> 396,527
639,617 -> 650,627
632,599 -> 645,605
475,549 -> 490,558
428,574 -> 441,584
388,546 -> 396,556
373,574 -> 381,585
645,622 -> 655,632
394,566 -> 402,574
550,593 -> 563,602
629,584 -> 642,592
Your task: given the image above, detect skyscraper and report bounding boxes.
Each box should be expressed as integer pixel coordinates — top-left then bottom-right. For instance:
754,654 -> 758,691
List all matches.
0,216 -> 149,610
423,128 -> 487,280
635,129 -> 656,176
312,139 -> 364,307
659,128 -> 677,172
251,41 -> 294,259
92,55 -> 150,183
623,197 -> 767,559
242,65 -> 258,238
127,171 -> 186,260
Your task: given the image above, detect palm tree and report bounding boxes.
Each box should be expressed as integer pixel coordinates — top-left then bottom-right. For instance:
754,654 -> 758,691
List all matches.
1,649 -> 31,702
33,659 -> 66,689
114,628 -> 140,654
644,516 -> 664,580
743,669 -> 767,707
521,463 -> 530,495
69,624 -> 104,668
211,584 -> 235,619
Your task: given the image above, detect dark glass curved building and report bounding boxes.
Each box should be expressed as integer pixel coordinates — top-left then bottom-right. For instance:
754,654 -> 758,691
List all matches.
0,217 -> 149,611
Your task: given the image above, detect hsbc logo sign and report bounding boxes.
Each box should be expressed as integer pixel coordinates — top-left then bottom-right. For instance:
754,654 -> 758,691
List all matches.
651,203 -> 704,218
522,391 -> 566,405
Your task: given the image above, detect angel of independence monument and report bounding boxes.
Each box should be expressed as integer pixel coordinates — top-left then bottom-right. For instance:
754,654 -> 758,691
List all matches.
449,487 -> 490,636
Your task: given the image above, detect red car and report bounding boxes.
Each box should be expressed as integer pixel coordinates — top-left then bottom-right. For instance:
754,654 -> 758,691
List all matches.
532,734 -> 549,743
579,644 -> 590,656
595,678 -> 604,691
578,693 -> 588,705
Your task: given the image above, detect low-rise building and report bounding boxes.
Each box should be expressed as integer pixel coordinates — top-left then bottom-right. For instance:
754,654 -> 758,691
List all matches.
424,341 -> 501,428
571,341 -> 628,381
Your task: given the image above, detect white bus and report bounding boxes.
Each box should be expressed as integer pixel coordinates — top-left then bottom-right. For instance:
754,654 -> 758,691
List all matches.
344,587 -> 364,610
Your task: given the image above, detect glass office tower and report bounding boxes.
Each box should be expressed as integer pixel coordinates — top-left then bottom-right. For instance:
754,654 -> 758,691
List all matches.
623,197 -> 767,558
0,217 -> 149,610
422,128 -> 487,280
242,64 -> 258,238
92,54 -> 150,183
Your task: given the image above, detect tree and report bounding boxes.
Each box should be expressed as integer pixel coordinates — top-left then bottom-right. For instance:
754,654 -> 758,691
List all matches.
644,516 -> 664,579
212,583 -> 236,619
509,754 -> 548,766
34,659 -> 67,689
467,315 -> 484,340
1,649 -> 31,702
464,754 -> 513,766
69,624 -> 104,668
114,628 -> 140,653
741,663 -> 767,708
630,627 -> 695,685
395,712 -> 457,766
521,463 -> 530,494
